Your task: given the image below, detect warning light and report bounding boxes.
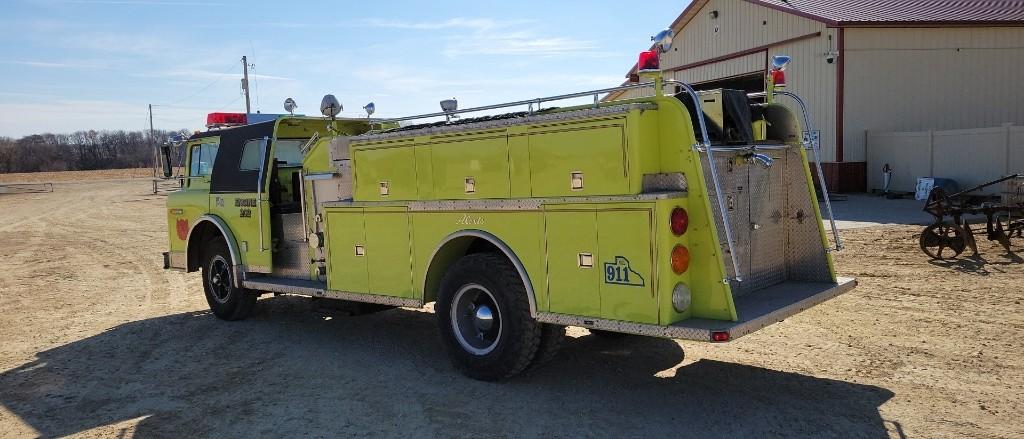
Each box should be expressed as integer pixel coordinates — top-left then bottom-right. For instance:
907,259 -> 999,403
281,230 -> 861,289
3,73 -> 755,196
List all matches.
770,69 -> 786,88
711,331 -> 730,342
206,112 -> 247,128
638,50 -> 660,72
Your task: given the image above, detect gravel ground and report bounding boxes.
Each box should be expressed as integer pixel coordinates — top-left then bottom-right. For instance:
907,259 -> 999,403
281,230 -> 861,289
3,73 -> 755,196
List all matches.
0,176 -> 1021,438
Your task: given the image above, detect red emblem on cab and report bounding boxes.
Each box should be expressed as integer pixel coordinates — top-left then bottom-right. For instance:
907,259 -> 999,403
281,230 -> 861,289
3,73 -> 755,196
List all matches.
176,218 -> 189,241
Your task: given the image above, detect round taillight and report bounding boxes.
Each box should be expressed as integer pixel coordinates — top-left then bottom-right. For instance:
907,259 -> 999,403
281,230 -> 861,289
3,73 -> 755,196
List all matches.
670,207 -> 689,236
671,245 -> 690,274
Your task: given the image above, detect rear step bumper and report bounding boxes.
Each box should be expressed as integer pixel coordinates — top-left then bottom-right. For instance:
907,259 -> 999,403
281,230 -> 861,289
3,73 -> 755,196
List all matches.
535,277 -> 857,342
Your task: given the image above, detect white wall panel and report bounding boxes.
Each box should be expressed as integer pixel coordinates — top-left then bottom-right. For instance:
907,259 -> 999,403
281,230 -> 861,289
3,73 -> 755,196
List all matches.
843,27 -> 1024,163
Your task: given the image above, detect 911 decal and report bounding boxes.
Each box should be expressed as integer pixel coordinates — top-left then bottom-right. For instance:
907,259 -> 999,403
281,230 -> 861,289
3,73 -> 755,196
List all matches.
604,256 -> 645,287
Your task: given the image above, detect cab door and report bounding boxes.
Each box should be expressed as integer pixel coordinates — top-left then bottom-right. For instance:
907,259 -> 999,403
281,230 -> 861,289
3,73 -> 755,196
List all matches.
167,139 -> 218,255
207,135 -> 274,274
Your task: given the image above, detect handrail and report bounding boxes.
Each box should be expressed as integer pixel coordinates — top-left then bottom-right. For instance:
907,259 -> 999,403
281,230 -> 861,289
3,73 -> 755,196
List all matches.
256,136 -> 269,252
769,90 -> 843,252
666,80 -> 743,284
381,82 -> 660,123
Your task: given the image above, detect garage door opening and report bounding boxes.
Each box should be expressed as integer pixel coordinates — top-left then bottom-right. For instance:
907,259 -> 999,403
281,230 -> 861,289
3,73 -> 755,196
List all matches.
691,72 -> 765,100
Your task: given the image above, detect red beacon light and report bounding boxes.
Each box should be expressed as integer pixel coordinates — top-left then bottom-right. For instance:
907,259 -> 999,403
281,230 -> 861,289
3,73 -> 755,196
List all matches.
769,55 -> 792,88
206,112 -> 247,128
638,50 -> 661,72
637,29 -> 673,74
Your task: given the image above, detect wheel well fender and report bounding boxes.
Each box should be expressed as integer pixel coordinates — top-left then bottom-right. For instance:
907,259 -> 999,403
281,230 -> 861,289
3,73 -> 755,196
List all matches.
185,215 -> 242,281
422,230 -> 538,317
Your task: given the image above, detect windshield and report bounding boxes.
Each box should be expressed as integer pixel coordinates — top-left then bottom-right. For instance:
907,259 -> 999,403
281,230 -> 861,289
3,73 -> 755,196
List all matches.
274,139 -> 306,166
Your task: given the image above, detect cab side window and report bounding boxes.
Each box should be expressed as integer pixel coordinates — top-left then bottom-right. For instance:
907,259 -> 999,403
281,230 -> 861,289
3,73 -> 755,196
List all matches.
189,143 -> 219,177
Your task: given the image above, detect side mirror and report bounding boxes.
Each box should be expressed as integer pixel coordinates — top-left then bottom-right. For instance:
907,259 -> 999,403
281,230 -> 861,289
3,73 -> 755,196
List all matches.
159,144 -> 173,178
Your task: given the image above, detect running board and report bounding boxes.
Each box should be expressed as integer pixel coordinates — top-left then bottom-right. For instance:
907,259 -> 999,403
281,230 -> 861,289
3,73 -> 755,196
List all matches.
536,277 -> 856,342
242,276 -> 422,308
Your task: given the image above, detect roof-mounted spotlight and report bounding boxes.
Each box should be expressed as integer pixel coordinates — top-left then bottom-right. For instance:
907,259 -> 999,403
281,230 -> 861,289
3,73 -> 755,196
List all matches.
771,55 -> 792,71
440,98 -> 458,113
282,97 -> 299,114
651,29 -> 674,53
440,98 -> 459,123
320,94 -> 342,120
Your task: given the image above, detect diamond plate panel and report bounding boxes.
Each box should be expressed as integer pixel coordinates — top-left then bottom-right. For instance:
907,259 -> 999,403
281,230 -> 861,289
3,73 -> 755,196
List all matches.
745,152 -> 787,294
785,148 -> 832,282
642,172 -> 688,193
699,146 -> 831,294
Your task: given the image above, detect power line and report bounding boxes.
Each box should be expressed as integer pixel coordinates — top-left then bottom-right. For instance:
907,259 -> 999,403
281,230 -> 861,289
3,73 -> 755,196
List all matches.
214,94 -> 244,113
161,60 -> 239,107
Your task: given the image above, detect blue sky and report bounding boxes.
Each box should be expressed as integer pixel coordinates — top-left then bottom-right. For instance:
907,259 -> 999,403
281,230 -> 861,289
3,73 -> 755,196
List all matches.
0,0 -> 685,137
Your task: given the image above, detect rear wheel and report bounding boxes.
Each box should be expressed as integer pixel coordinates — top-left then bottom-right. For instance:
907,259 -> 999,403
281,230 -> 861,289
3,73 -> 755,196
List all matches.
527,324 -> 566,371
436,253 -> 540,381
202,239 -> 257,320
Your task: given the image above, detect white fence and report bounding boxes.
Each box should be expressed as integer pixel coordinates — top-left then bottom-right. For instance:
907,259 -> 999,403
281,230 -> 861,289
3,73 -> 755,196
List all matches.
866,124 -> 1024,194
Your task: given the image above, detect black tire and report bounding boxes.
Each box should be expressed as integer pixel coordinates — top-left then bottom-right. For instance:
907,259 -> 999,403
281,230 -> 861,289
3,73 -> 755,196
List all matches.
436,253 -> 540,381
201,238 -> 257,321
590,329 -> 630,339
527,324 -> 566,371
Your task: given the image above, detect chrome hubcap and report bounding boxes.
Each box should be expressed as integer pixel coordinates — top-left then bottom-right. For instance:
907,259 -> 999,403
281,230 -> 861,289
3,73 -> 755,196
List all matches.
450,284 -> 502,355
209,255 -> 232,304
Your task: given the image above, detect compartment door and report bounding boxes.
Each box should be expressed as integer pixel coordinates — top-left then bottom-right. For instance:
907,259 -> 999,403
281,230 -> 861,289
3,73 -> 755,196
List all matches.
544,211 -> 600,317
597,210 -> 656,324
326,209 -> 368,293
365,209 -> 414,298
747,154 -> 786,291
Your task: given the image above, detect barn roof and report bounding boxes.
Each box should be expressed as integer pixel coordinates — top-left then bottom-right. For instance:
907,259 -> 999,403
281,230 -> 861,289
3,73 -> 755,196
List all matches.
671,0 -> 1024,29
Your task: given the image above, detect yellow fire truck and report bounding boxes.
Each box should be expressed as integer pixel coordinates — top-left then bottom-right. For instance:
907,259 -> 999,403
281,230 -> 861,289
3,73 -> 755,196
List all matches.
163,33 -> 853,380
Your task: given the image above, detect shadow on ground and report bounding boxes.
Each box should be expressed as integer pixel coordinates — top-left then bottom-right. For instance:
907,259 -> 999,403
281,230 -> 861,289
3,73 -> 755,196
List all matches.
1,298 -> 894,438
928,250 -> 1024,275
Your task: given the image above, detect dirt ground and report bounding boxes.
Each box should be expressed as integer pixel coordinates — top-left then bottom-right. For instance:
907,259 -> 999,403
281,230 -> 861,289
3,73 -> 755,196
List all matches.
0,173 -> 1022,438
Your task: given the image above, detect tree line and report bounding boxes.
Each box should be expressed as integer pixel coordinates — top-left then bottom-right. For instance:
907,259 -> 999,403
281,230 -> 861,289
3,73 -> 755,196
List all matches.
0,129 -> 185,174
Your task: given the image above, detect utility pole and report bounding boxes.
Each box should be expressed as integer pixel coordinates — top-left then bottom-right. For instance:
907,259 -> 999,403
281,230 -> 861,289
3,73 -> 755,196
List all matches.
241,56 -> 251,114
149,103 -> 157,177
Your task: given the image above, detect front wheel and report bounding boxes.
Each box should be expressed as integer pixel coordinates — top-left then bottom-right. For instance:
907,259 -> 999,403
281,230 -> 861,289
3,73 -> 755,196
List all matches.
436,253 -> 540,381
201,239 -> 257,320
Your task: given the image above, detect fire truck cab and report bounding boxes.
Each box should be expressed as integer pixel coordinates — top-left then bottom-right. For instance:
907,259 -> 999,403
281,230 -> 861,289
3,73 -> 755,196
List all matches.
163,42 -> 854,380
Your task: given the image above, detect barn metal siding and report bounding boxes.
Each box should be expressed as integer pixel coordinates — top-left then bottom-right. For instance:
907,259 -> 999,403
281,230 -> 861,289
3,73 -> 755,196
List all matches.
843,27 -> 1024,163
612,0 -> 840,160
664,0 -> 821,67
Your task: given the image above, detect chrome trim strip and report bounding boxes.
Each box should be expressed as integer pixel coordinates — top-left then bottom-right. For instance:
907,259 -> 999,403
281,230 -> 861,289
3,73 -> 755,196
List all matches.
536,277 -> 856,342
321,192 -> 687,211
536,312 -> 713,341
242,279 -> 422,308
424,230 -> 538,318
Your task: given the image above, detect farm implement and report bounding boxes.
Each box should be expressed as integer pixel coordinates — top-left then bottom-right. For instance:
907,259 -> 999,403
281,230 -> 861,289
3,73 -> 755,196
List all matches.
920,174 -> 1024,259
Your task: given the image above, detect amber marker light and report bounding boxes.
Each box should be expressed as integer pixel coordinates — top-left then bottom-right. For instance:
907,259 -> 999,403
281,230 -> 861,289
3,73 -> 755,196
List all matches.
671,244 -> 690,274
